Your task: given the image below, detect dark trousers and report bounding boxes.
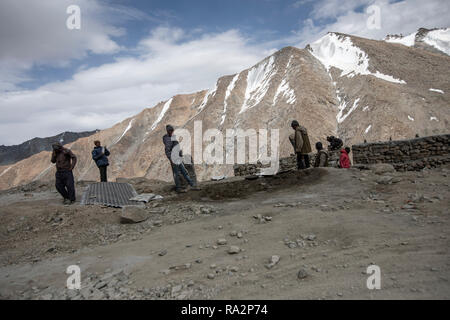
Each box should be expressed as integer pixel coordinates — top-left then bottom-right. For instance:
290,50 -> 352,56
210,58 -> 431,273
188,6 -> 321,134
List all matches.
99,166 -> 108,182
55,170 -> 76,201
171,163 -> 194,190
296,153 -> 310,170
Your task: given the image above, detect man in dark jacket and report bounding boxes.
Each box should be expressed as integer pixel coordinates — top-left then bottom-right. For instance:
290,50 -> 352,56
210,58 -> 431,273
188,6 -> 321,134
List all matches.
92,140 -> 110,182
163,125 -> 200,193
51,142 -> 77,205
291,120 -> 312,170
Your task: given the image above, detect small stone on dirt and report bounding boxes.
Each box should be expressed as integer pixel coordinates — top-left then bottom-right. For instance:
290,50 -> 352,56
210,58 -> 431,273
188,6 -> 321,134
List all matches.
297,268 -> 309,280
227,246 -> 240,254
217,238 -> 227,245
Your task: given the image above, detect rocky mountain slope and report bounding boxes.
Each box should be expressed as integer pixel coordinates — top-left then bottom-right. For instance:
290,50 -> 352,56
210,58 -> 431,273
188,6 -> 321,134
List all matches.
0,130 -> 99,166
0,28 -> 449,190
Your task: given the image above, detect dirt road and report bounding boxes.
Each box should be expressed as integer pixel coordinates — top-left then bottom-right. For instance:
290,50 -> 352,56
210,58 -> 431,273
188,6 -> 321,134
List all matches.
0,166 -> 449,299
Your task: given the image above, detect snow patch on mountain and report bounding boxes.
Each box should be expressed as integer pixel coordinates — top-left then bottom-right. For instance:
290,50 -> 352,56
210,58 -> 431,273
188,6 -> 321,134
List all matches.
430,116 -> 439,121
286,55 -> 294,69
221,74 -> 239,125
423,28 -> 450,56
199,82 -> 218,111
151,98 -> 172,131
429,88 -> 444,94
240,56 -> 276,114
116,119 -> 134,143
0,166 -> 11,177
273,78 -> 296,105
372,71 -> 406,84
337,98 -> 360,123
408,115 -> 415,121
384,32 -> 417,47
365,125 -> 372,134
309,33 -> 406,84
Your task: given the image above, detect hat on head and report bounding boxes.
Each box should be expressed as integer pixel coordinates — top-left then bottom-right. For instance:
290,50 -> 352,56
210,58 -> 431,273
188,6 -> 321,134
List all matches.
291,120 -> 299,127
52,142 -> 62,150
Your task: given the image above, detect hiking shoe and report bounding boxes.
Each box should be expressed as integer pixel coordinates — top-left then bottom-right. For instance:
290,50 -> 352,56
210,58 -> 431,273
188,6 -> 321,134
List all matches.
63,198 -> 70,205
69,200 -> 76,205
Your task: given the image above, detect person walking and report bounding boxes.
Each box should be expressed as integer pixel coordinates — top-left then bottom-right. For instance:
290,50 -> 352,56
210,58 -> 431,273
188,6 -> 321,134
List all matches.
92,140 -> 110,182
291,120 -> 312,170
51,142 -> 77,205
163,125 -> 200,193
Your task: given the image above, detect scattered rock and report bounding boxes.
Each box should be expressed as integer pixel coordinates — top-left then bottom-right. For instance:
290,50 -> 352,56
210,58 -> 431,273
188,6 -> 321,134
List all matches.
120,206 -> 149,224
371,163 -> 395,175
265,255 -> 280,269
153,220 -> 163,227
376,176 -> 394,185
227,246 -> 241,254
297,268 -> 309,280
217,238 -> 227,245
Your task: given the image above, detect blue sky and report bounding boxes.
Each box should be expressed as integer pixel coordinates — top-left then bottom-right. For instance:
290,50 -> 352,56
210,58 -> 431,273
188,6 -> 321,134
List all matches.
0,0 -> 449,145
21,0 -> 315,89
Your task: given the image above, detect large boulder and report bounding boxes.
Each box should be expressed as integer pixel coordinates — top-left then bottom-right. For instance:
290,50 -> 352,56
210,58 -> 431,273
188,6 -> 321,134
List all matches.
120,206 -> 149,224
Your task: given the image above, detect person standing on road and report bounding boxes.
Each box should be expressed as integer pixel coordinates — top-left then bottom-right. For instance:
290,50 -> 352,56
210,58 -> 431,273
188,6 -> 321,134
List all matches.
51,142 -> 77,205
314,142 -> 329,167
291,120 -> 312,170
92,140 -> 110,182
163,125 -> 200,193
339,148 -> 351,169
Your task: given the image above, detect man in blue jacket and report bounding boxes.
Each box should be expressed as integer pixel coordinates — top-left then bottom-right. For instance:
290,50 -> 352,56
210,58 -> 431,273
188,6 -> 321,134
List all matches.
92,140 -> 110,182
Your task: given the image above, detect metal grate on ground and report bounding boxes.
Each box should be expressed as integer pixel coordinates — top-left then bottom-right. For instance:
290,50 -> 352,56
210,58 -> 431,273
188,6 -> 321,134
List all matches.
80,182 -> 141,208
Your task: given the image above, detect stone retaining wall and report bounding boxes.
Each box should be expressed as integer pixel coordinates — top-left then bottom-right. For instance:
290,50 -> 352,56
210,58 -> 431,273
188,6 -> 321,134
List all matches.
233,150 -> 341,176
352,134 -> 450,171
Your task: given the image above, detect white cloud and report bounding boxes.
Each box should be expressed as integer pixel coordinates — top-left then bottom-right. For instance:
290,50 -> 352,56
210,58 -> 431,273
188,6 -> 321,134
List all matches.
0,0 -> 154,91
0,27 -> 272,145
294,0 -> 450,47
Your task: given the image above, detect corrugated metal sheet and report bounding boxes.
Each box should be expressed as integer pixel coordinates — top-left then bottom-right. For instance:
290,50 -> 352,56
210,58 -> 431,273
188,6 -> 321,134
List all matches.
81,182 -> 140,207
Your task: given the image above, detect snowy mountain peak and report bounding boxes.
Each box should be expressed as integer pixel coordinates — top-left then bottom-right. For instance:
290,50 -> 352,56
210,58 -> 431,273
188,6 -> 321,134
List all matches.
308,32 -> 406,84
384,27 -> 450,56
